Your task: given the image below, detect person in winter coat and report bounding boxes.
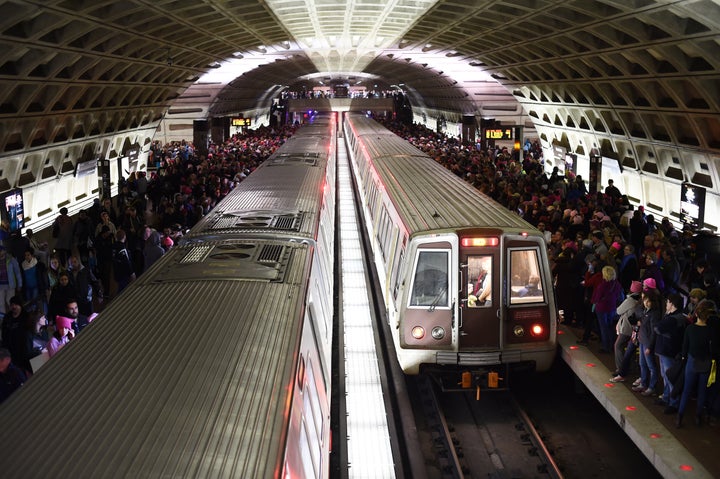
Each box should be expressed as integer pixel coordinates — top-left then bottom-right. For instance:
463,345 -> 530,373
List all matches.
654,293 -> 687,413
578,256 -> 603,345
0,245 -> 22,320
618,244 -> 640,292
632,288 -> 663,397
591,266 -> 624,353
677,301 -> 718,427
67,255 -> 96,316
21,247 -> 48,313
51,207 -> 74,266
142,227 -> 165,273
47,272 -> 74,324
610,280 -> 644,382
112,229 -> 136,295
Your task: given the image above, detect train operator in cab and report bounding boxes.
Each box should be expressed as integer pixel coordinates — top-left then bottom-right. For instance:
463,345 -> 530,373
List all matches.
517,274 -> 542,298
469,257 -> 492,306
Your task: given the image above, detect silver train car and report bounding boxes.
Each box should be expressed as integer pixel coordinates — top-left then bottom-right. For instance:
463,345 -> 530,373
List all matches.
344,113 -> 557,380
0,114 -> 337,479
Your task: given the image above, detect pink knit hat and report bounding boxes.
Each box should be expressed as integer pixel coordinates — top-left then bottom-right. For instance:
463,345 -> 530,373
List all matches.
610,242 -> 622,251
56,316 -> 73,330
630,281 -> 642,294
643,278 -> 657,290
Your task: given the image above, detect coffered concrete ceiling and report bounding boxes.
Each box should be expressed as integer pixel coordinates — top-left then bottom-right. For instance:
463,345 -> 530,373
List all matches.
0,0 -> 719,177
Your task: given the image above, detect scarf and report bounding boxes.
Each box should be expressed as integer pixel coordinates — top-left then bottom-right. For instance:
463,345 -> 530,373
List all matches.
22,256 -> 38,270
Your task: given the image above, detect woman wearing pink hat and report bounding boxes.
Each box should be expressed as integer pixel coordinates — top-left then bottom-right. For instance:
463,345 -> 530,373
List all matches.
47,316 -> 74,358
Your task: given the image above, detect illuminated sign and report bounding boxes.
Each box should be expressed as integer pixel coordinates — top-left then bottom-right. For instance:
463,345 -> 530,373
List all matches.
680,182 -> 706,229
231,117 -> 251,127
461,237 -> 499,247
484,128 -> 514,140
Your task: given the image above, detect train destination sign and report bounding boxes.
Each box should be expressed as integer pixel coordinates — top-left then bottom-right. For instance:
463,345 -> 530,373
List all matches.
231,117 -> 252,127
484,128 -> 514,140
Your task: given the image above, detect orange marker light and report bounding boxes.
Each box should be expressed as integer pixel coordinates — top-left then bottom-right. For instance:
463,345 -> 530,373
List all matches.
461,237 -> 499,247
569,345 -> 579,350
679,465 -> 694,472
625,406 -> 637,411
411,326 -> 425,339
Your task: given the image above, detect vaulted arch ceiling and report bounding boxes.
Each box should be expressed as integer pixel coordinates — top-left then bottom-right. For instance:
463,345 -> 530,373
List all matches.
0,0 -> 719,188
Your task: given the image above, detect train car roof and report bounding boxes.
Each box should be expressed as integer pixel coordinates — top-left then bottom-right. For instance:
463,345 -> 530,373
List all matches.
348,114 -> 535,235
187,123 -> 333,241
0,238 -> 314,478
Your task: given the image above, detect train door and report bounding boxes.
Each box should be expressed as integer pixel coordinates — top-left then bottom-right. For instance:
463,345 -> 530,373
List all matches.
459,239 -> 500,349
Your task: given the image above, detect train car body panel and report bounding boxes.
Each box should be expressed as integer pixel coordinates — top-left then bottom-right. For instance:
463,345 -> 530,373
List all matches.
345,113 -> 557,376
0,115 -> 337,478
0,241 -> 316,477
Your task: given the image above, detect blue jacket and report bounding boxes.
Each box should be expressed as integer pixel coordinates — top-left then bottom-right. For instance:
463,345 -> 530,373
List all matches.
1,255 -> 23,290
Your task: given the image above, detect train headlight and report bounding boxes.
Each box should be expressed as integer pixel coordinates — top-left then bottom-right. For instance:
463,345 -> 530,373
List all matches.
513,325 -> 525,337
431,326 -> 445,340
531,324 -> 544,337
411,326 -> 425,339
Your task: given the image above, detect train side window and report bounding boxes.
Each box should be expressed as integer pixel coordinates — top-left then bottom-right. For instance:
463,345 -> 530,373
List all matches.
509,248 -> 545,305
409,250 -> 449,308
466,255 -> 492,307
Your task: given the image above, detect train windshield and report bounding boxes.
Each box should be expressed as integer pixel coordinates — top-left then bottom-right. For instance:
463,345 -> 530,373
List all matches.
409,250 -> 449,308
509,248 -> 545,304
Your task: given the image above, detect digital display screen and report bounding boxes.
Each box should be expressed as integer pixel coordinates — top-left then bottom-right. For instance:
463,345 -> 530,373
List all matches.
231,117 -> 251,127
680,182 -> 706,229
484,128 -> 513,140
2,188 -> 24,233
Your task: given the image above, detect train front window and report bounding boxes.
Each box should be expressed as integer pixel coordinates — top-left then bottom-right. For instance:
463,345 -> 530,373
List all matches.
466,255 -> 492,307
409,250 -> 449,308
509,248 -> 545,304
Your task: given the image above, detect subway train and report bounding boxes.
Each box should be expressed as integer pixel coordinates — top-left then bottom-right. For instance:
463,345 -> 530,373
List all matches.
0,114 -> 337,478
344,113 -> 558,382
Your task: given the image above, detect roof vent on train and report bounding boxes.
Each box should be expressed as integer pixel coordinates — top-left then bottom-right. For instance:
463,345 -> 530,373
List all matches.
146,241 -> 294,283
210,211 -> 303,232
268,153 -> 319,166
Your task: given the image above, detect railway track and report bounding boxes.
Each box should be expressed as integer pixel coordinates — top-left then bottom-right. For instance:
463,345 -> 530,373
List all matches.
412,374 -> 563,479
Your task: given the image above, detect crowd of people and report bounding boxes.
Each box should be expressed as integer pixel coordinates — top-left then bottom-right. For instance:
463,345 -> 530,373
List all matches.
1,116 -> 718,432
0,123 -> 299,403
377,116 -> 720,428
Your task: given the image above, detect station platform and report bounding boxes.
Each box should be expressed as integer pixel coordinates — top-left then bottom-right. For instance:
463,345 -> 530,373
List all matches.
559,325 -> 718,479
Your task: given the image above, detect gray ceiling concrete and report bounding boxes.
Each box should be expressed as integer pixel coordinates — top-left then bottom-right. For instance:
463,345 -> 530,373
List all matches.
0,0 -> 719,192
